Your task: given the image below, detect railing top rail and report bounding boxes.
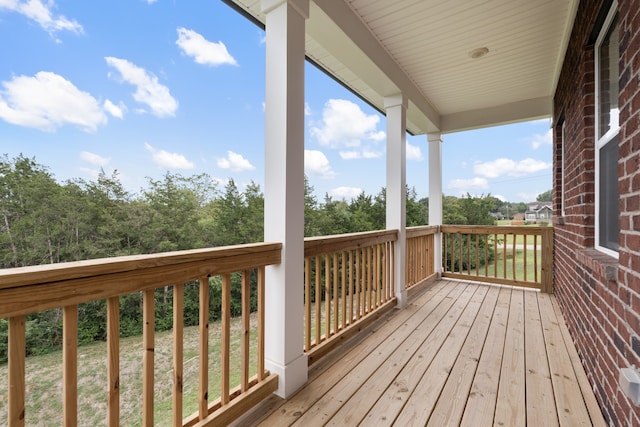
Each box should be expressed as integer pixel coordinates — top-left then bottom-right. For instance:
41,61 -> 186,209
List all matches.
0,242 -> 282,292
304,229 -> 398,258
442,225 -> 553,236
406,225 -> 439,238
0,243 -> 283,319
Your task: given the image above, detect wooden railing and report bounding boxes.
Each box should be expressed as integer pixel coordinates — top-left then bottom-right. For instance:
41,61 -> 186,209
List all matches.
406,226 -> 438,289
303,230 -> 397,364
441,225 -> 553,293
0,243 -> 281,426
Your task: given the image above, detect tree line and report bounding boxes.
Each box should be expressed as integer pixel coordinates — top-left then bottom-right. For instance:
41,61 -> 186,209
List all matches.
0,154 -> 533,362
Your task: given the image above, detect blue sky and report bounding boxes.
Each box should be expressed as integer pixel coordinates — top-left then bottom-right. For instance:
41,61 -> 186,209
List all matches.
0,0 -> 552,203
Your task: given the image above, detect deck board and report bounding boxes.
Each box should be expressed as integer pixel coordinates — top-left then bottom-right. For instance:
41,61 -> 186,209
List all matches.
236,279 -> 607,427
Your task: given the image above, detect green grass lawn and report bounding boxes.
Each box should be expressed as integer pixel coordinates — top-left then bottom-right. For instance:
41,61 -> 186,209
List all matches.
0,314 -> 258,426
466,248 -> 542,283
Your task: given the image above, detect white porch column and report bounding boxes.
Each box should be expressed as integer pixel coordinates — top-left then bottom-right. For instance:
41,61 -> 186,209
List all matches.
261,0 -> 309,398
385,94 -> 408,308
428,133 -> 443,275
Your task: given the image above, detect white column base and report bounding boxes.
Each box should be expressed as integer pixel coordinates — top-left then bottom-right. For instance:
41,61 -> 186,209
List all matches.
395,287 -> 408,308
265,353 -> 308,398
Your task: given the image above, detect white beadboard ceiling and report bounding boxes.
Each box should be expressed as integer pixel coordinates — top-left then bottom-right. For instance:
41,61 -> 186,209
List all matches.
227,0 -> 578,134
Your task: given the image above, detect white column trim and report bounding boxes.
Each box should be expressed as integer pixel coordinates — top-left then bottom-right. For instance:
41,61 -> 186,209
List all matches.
385,94 -> 408,308
261,0 -> 309,398
428,132 -> 443,275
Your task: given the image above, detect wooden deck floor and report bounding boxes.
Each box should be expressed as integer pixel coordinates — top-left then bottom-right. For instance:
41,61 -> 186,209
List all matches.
236,279 -> 606,426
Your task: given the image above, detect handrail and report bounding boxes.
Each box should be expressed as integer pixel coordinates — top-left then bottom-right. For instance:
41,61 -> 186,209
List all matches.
1,242 -> 281,426
441,225 -> 553,293
303,230 -> 397,364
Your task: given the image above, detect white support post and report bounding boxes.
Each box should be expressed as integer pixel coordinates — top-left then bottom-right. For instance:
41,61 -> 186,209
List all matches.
385,94 -> 408,308
428,133 -> 443,275
262,0 -> 309,398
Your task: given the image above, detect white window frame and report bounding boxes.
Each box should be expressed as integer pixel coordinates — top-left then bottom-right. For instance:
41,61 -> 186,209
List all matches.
594,2 -> 619,258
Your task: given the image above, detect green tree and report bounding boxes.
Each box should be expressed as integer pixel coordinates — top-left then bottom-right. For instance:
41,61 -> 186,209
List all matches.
143,172 -> 210,251
406,186 -> 427,226
304,176 -> 321,237
536,189 -> 552,202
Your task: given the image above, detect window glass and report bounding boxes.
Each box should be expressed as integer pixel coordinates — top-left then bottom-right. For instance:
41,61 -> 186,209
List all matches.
599,134 -> 619,251
598,15 -> 619,139
595,10 -> 619,255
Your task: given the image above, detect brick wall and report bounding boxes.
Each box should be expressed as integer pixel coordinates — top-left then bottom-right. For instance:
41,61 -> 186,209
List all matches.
553,0 -> 640,425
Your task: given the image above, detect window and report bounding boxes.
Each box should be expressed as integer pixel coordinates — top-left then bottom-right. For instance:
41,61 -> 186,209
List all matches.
595,4 -> 619,256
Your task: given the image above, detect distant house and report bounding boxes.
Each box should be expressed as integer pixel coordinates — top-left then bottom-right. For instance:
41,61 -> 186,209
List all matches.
525,202 -> 552,222
512,213 -> 525,221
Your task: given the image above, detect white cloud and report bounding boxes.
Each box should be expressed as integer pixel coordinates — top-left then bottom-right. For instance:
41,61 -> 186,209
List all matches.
212,177 -> 229,187
304,102 -> 311,116
474,158 -> 551,178
329,186 -> 363,201
369,130 -> 386,142
103,99 -> 125,119
0,71 -> 107,132
448,177 -> 489,193
0,0 -> 83,35
80,151 -> 110,166
517,191 -> 540,202
339,149 -> 382,160
310,99 -> 382,148
494,194 -> 507,202
105,56 -> 178,118
305,149 -> 336,179
529,128 -> 552,149
406,141 -> 423,161
146,0 -> 158,3
176,27 -> 237,67
144,143 -> 194,170
217,150 -> 255,172
79,167 -> 101,180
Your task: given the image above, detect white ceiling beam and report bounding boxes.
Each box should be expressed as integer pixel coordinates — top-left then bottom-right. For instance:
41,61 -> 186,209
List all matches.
440,97 -> 552,134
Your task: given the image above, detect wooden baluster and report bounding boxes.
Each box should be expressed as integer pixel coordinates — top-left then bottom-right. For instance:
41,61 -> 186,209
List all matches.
142,289 -> 155,427
63,305 -> 78,427
494,233 -> 498,278
221,274 -> 231,405
257,267 -> 266,381
475,234 -> 480,277
9,315 -> 26,427
333,253 -> 339,334
375,244 -> 381,307
443,233 -> 448,273
467,233 -> 471,275
173,284 -> 184,426
512,233 -> 516,281
107,297 -> 120,427
315,256 -> 321,345
534,234 -> 539,284
503,233 -> 507,279
341,251 -> 347,330
199,277 -> 209,420
241,271 -> 250,392
304,258 -> 311,351
348,250 -> 354,325
524,234 -> 528,282
325,255 -> 330,340
484,235 -> 489,276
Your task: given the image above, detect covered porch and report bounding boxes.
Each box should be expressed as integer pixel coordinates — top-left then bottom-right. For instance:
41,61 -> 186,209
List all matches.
1,0 -> 601,425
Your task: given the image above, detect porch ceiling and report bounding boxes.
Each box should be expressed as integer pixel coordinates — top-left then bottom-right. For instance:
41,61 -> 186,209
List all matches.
227,0 -> 578,135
